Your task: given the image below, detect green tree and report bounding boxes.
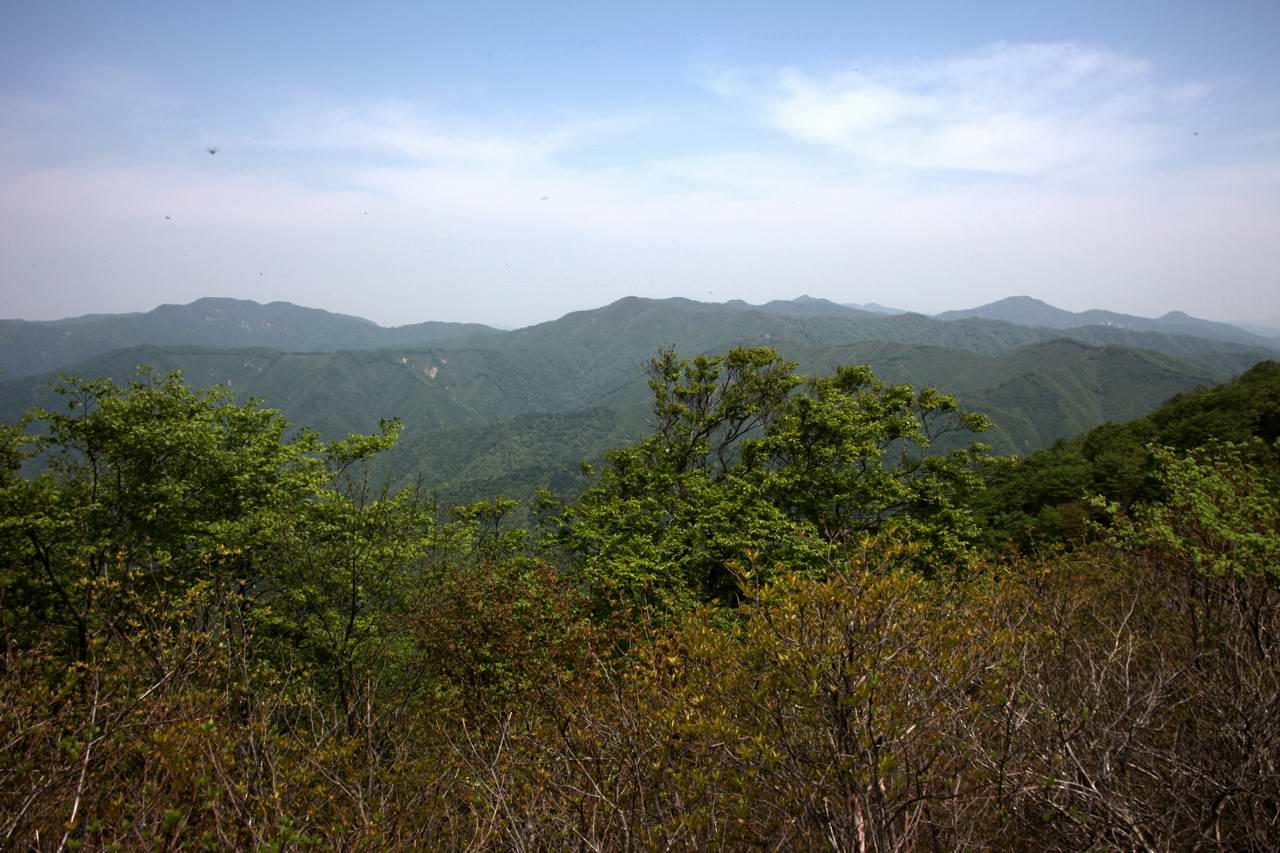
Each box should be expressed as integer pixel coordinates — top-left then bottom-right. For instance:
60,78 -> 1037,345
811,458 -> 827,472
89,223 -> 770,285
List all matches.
1,371 -> 324,659
542,348 -> 991,614
0,370 -> 409,664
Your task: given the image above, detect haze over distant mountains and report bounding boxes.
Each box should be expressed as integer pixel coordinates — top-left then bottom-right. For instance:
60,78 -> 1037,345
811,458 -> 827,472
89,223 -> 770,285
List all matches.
2,293 -> 1275,504
935,295 -> 1277,348
1231,322 -> 1280,340
840,302 -> 908,316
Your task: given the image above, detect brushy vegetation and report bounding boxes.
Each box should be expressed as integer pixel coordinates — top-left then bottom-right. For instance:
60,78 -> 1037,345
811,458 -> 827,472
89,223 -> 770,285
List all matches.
2,354 -> 1277,849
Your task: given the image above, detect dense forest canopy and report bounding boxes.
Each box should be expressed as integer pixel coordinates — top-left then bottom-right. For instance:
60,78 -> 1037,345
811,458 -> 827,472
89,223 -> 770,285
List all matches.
1,350 -> 1277,848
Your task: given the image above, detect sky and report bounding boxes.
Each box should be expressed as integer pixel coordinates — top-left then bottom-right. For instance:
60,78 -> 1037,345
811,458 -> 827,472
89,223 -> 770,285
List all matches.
1,1 -> 1278,329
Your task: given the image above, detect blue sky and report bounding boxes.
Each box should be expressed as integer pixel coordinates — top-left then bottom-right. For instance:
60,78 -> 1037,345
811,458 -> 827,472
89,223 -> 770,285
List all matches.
2,0 -> 1278,327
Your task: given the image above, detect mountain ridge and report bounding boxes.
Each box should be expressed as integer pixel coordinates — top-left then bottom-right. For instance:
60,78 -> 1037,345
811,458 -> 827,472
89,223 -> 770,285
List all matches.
5,293 -> 1275,381
0,297 -> 502,379
935,295 -> 1274,348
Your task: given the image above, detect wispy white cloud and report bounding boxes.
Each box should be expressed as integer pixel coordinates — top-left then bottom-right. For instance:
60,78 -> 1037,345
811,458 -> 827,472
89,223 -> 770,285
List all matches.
724,42 -> 1190,177
256,99 -> 652,169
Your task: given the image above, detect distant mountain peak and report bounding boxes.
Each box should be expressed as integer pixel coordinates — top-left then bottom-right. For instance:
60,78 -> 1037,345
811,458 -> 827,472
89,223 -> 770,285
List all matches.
164,296 -> 266,312
993,295 -> 1054,307
936,297 -> 1275,350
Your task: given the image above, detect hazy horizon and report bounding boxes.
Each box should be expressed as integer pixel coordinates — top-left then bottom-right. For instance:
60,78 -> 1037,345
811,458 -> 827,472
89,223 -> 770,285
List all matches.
3,1 -> 1279,328
5,292 -> 1280,338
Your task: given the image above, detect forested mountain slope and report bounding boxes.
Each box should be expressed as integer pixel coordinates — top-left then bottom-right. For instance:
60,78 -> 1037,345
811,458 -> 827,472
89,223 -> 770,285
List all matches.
979,359 -> 1280,548
791,339 -> 1240,452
